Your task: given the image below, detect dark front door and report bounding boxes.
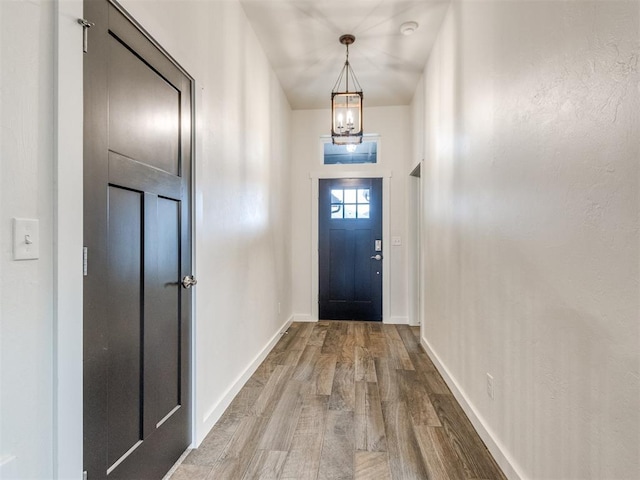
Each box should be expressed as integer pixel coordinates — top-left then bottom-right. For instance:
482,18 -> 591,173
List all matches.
319,178 -> 383,321
83,1 -> 193,478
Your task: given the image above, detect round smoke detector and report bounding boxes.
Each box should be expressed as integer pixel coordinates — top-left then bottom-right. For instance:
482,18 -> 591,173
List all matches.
400,21 -> 419,36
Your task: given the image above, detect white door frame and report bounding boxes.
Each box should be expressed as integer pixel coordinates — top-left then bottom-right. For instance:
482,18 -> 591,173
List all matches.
408,160 -> 423,327
309,170 -> 393,323
54,2 -> 200,476
54,0 -> 84,477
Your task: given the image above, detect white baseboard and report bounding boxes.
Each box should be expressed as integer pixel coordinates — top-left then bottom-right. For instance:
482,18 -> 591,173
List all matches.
197,316 -> 294,445
292,314 -> 315,322
420,336 -> 524,480
385,316 -> 409,324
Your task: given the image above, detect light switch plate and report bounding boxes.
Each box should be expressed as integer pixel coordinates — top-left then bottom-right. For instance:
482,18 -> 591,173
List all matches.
13,218 -> 39,260
391,236 -> 402,246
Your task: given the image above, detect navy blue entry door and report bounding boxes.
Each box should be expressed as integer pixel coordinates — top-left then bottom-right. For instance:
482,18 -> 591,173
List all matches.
319,178 -> 383,321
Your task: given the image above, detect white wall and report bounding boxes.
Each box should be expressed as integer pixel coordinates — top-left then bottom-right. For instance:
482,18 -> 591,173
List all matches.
414,1 -> 640,478
1,1 -> 293,477
291,106 -> 411,324
0,1 -> 55,477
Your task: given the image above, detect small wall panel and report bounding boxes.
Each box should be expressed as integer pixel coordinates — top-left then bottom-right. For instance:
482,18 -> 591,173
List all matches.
107,186 -> 143,467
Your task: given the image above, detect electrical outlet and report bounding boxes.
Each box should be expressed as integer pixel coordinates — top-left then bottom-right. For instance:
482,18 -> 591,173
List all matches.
486,373 -> 494,400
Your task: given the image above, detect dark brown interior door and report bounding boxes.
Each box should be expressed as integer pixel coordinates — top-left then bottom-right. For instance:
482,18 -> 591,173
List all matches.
83,1 -> 193,478
319,178 -> 383,321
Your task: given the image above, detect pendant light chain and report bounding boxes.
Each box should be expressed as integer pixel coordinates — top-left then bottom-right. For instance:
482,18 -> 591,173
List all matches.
345,43 -> 350,93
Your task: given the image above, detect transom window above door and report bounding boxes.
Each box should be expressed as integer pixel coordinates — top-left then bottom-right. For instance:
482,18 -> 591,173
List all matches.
331,188 -> 370,219
323,140 -> 377,165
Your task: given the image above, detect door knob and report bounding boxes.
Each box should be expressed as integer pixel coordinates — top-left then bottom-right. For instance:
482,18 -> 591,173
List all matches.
370,254 -> 382,261
181,275 -> 197,289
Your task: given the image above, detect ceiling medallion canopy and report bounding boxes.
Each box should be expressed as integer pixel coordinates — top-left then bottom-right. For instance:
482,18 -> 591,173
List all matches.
331,34 -> 363,145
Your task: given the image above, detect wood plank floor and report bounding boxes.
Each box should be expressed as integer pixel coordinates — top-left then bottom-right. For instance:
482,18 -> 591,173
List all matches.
170,321 -> 506,480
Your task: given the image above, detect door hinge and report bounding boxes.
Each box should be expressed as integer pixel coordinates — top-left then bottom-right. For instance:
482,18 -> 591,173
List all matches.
77,18 -> 95,53
83,246 -> 88,276
83,471 -> 88,480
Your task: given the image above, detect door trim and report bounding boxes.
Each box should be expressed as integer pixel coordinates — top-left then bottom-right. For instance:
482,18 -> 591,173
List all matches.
54,1 -> 84,477
409,160 -> 423,327
310,170 -> 392,323
54,1 -> 200,476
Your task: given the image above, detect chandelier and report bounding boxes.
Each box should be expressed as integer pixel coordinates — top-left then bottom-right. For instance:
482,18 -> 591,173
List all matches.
331,34 -> 363,145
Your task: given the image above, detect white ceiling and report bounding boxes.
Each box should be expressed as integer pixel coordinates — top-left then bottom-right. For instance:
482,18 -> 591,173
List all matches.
239,0 -> 451,110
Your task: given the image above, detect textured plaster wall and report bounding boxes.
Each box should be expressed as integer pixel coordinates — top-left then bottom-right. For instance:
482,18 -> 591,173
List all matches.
119,0 -> 294,444
0,1 -> 55,477
291,106 -> 411,324
415,1 -> 640,478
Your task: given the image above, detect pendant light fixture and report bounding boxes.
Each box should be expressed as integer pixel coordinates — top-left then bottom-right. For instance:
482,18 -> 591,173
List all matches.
331,34 -> 363,145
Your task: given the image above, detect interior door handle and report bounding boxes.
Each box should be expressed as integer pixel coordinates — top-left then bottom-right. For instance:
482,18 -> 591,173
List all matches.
181,275 -> 197,289
370,254 -> 382,261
